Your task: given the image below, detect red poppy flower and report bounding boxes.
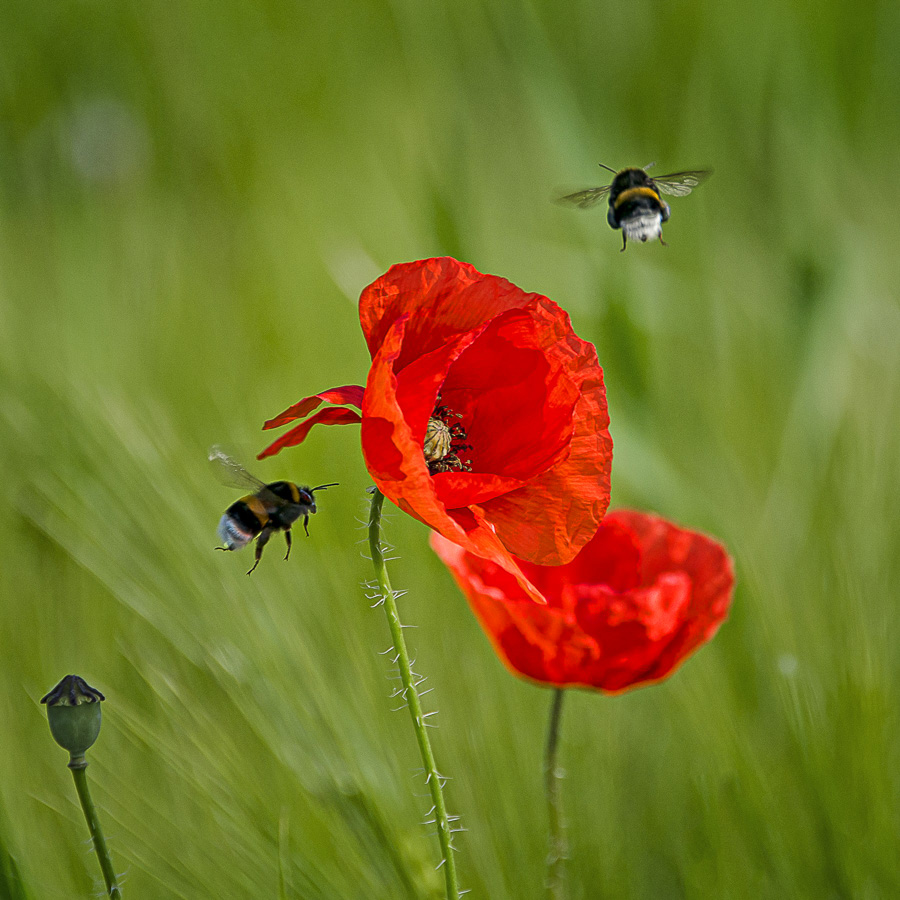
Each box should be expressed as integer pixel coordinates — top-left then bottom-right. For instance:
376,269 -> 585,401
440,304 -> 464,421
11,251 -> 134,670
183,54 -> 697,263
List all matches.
430,510 -> 734,692
259,257 -> 612,577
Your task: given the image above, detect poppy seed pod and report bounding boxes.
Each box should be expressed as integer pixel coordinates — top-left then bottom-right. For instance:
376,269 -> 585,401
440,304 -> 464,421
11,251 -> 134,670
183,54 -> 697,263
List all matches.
41,675 -> 105,758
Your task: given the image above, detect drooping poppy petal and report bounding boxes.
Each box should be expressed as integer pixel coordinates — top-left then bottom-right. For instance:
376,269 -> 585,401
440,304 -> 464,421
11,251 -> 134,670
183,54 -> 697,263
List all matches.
263,385 -> 365,429
259,257 -> 613,571
258,407 -> 362,459
431,510 -> 734,693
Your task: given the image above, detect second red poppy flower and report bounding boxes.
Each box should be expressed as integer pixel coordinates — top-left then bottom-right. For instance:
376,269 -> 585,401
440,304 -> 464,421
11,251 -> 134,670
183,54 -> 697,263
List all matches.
431,510 -> 734,692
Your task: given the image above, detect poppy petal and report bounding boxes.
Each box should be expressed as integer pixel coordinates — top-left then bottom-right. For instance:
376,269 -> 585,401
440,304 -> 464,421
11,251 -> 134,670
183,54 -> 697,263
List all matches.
359,257 -> 544,366
263,385 -> 365,429
392,326 -> 488,448
438,308 -> 577,481
258,407 -> 362,459
573,575 -> 693,691
432,471 -> 528,508
479,301 -> 612,565
562,517 -> 642,593
610,511 -> 734,680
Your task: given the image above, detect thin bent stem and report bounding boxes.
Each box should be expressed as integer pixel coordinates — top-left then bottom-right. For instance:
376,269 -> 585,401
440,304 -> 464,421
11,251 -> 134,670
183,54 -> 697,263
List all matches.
544,688 -> 567,900
367,488 -> 461,900
69,757 -> 122,898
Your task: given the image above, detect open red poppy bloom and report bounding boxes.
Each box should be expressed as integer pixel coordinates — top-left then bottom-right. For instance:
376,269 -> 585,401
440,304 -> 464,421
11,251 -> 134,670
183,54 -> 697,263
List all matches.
260,257 -> 612,575
431,510 -> 734,692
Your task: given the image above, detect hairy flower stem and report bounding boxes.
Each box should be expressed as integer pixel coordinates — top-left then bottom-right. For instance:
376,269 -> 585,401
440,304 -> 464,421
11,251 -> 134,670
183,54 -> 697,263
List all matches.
545,689 -> 568,900
367,489 -> 460,900
69,757 -> 122,898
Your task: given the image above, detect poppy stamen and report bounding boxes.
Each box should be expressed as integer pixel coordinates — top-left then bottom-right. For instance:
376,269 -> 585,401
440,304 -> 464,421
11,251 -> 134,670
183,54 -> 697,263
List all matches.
425,399 -> 473,474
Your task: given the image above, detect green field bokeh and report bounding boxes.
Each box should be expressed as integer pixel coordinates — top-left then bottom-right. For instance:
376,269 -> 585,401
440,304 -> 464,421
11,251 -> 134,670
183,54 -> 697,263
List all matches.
2,0 -> 899,897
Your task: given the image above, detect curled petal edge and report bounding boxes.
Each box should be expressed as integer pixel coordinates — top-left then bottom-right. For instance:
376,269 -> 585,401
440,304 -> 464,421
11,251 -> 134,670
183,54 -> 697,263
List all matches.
263,385 -> 365,429
258,406 -> 362,459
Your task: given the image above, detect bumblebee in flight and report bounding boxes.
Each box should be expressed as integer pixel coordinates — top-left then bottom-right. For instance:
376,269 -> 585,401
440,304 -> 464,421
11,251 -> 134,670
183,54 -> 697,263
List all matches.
210,447 -> 338,574
558,163 -> 711,250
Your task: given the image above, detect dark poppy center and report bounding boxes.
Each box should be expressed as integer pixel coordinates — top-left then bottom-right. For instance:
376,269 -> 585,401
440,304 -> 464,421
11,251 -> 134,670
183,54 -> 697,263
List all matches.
424,398 -> 472,474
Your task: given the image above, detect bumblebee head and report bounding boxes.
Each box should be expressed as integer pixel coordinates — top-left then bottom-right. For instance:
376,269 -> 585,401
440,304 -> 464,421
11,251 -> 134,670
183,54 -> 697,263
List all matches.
302,482 -> 339,516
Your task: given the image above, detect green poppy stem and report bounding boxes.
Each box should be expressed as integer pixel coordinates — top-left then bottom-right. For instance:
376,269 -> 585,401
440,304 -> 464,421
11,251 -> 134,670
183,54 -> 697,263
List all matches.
545,688 -> 568,900
367,488 -> 460,900
68,756 -> 122,898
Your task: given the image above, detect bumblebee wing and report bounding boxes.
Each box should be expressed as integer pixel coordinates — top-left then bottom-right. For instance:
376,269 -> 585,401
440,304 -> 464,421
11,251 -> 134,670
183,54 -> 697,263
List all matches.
209,446 -> 268,492
556,185 -> 613,209
652,170 -> 712,197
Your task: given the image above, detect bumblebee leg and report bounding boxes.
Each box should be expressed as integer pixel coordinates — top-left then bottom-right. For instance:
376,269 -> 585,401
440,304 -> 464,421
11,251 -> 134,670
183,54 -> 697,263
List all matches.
303,515 -> 310,537
283,527 -> 292,561
659,234 -> 668,247
215,546 -> 228,552
248,527 -> 273,575
620,233 -> 627,252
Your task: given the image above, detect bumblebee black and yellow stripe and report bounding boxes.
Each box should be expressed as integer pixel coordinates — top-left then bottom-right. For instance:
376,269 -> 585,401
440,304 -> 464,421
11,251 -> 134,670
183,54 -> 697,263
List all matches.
613,186 -> 661,210
265,481 -> 301,504
226,495 -> 269,535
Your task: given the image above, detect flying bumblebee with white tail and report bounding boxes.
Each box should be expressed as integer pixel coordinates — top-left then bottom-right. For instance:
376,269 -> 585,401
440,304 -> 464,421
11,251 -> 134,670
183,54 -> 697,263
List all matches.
210,447 -> 337,575
558,163 -> 711,251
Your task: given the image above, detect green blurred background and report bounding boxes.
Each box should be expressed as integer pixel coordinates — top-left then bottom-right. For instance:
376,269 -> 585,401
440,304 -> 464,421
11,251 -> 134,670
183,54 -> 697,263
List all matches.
2,0 -> 899,896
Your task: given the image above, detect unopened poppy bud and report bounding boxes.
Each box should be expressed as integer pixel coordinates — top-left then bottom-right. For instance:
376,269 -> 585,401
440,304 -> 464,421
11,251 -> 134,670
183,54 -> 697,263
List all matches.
41,675 -> 105,758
